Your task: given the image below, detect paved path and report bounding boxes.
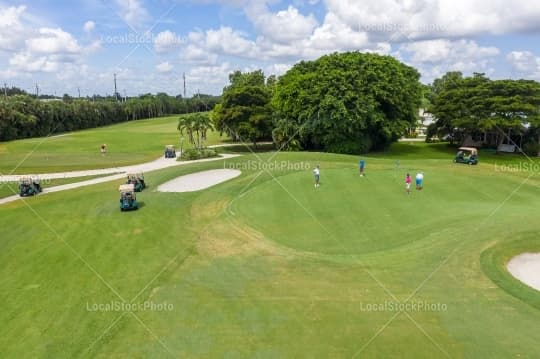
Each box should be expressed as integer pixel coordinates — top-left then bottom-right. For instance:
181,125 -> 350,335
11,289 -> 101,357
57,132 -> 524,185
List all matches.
0,154 -> 240,206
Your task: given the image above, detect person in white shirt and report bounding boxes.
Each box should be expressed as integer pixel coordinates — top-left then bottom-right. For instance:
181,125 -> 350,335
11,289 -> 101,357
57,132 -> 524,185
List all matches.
313,165 -> 320,188
415,172 -> 424,190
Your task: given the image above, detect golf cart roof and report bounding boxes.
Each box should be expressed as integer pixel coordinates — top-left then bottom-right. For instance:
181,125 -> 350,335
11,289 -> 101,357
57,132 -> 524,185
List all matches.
19,176 -> 39,184
119,184 -> 135,192
127,172 -> 144,178
166,145 -> 174,148
458,147 -> 478,155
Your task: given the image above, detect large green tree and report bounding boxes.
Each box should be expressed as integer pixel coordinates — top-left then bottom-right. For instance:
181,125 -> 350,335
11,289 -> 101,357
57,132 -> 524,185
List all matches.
211,70 -> 273,146
429,73 -> 540,154
272,52 -> 422,154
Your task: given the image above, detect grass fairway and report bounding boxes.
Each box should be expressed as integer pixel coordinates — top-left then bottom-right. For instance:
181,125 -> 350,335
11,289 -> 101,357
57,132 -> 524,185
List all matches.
0,115 -> 225,174
1,147 -> 540,357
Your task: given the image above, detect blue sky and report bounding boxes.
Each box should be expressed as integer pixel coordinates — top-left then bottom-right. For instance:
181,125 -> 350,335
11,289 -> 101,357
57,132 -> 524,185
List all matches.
1,0 -> 539,97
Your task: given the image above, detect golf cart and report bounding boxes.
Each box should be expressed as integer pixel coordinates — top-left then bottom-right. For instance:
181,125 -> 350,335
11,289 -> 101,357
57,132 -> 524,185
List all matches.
119,184 -> 138,211
164,145 -> 176,158
18,177 -> 42,197
454,147 -> 478,165
126,172 -> 146,192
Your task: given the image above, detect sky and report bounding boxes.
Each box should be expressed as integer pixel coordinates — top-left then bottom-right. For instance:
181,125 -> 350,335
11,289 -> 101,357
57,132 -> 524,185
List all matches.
1,0 -> 540,97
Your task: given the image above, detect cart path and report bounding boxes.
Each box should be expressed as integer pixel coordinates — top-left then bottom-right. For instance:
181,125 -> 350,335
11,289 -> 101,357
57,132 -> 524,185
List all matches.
0,154 -> 240,206
0,153 -> 240,182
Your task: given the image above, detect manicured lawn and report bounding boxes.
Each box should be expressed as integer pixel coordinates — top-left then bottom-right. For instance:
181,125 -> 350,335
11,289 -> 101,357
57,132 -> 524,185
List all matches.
0,115 -> 226,174
1,148 -> 539,358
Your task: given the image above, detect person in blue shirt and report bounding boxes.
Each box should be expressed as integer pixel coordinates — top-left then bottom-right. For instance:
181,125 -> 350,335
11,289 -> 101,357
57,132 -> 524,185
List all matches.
359,159 -> 365,176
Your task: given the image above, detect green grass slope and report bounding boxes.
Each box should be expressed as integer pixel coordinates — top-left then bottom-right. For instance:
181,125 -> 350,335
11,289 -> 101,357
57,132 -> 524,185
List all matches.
0,150 -> 539,358
0,115 -> 225,174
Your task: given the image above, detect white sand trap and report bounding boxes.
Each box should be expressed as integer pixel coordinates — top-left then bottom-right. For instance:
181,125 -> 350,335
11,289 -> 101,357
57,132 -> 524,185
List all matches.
157,169 -> 241,193
507,253 -> 540,291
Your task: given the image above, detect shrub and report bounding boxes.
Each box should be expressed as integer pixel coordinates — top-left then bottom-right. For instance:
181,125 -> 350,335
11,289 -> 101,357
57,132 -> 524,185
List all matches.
179,148 -> 218,161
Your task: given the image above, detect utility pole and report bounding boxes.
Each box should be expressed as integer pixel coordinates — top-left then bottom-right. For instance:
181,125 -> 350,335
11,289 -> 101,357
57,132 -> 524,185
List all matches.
78,87 -> 81,99
35,83 -> 39,98
3,83 -> 7,100
124,89 -> 127,102
183,72 -> 186,99
114,73 -> 118,102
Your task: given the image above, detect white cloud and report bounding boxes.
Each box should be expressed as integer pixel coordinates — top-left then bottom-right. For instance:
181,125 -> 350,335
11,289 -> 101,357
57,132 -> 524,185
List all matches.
205,27 -> 257,57
401,39 -> 500,82
83,21 -> 95,33
507,51 -> 540,79
26,28 -> 82,54
187,63 -> 235,94
156,61 -> 173,73
326,0 -> 540,41
0,5 -> 28,51
181,44 -> 218,65
306,12 -> 369,52
154,30 -> 183,53
7,27 -> 96,74
114,0 -> 150,29
9,52 -> 61,72
402,39 -> 499,64
56,64 -> 89,81
246,4 -> 318,43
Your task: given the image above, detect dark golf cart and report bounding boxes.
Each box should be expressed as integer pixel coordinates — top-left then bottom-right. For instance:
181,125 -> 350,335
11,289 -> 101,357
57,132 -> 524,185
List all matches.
454,147 -> 478,165
19,177 -> 42,197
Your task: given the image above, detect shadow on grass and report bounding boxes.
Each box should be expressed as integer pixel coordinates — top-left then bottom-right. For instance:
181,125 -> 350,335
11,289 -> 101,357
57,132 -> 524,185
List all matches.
370,142 -> 457,159
218,143 -> 276,153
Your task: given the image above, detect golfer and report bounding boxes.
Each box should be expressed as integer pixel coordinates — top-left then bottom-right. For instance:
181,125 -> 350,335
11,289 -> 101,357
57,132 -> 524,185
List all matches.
359,159 -> 365,176
313,165 -> 320,188
415,172 -> 424,190
100,144 -> 107,156
405,173 -> 411,194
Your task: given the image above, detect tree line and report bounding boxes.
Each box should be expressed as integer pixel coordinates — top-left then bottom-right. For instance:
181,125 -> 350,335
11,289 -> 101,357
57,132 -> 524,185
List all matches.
210,53 -> 540,156
0,91 -> 220,142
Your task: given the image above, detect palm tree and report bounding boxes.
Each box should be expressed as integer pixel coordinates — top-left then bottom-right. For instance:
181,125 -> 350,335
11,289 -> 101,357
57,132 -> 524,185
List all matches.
178,113 -> 214,150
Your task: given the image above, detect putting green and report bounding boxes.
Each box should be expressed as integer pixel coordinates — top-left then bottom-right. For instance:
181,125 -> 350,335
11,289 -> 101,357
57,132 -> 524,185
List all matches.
232,165 -> 535,255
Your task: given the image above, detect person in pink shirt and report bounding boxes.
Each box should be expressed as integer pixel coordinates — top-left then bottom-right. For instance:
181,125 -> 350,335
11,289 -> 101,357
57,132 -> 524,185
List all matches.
405,173 -> 411,194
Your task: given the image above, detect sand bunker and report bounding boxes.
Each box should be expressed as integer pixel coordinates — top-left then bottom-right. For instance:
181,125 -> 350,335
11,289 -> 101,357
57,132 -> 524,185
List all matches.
507,253 -> 540,291
157,169 -> 241,193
